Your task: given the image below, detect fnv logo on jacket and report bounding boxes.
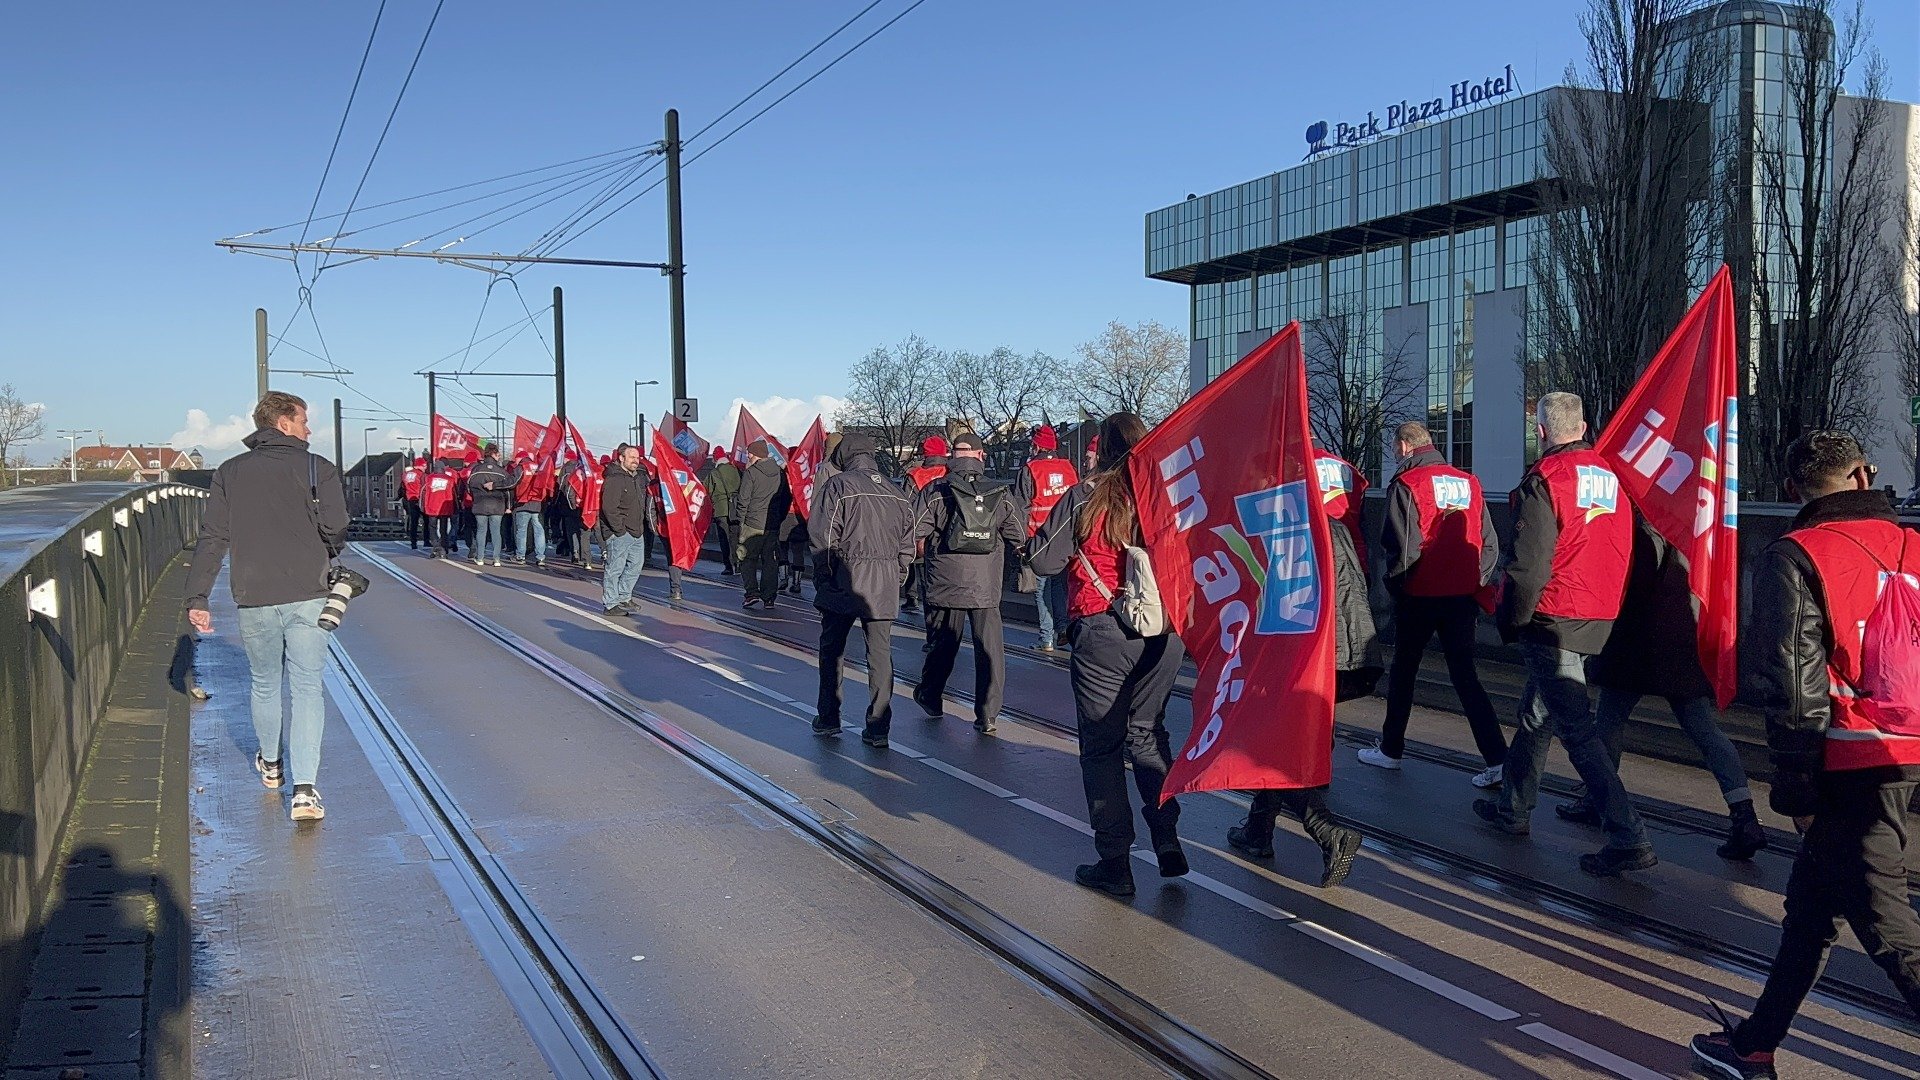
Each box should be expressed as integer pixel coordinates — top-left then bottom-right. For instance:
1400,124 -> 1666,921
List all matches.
1431,474 -> 1472,512
1575,464 -> 1619,522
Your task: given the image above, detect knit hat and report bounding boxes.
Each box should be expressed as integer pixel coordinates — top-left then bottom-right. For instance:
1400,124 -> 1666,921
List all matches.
921,435 -> 950,457
748,438 -> 769,458
1032,425 -> 1058,451
711,446 -> 728,460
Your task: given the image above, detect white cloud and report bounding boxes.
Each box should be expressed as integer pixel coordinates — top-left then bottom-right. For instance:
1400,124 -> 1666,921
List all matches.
718,395 -> 845,447
169,409 -> 255,459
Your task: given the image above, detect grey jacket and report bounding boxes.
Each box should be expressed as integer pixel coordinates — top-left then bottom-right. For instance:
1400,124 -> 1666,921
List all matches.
185,428 -> 349,611
736,456 -> 791,534
467,458 -> 515,516
810,450 -> 914,620
911,460 -> 1025,610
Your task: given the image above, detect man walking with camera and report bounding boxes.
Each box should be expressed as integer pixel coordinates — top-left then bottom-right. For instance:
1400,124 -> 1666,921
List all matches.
186,391 -> 350,822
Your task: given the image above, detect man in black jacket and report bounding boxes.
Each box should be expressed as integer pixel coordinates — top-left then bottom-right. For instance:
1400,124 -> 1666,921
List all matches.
735,439 -> 791,610
599,444 -> 651,615
810,433 -> 914,747
1691,431 -> 1920,1080
185,391 -> 349,823
909,433 -> 1025,734
467,445 -> 514,566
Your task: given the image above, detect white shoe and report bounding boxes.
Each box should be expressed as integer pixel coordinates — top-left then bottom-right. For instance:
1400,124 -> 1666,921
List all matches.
1470,764 -> 1505,789
1357,746 -> 1402,770
492,560 -> 502,567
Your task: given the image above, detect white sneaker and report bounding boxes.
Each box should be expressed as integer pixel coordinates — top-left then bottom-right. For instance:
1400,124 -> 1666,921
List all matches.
1470,764 -> 1505,789
1357,746 -> 1402,770
492,560 -> 502,567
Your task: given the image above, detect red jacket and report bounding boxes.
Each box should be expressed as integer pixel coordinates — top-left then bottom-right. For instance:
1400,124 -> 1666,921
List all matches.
1502,442 -> 1633,654
1313,452 -> 1369,573
402,465 -> 423,501
1019,456 -> 1079,538
420,471 -> 457,517
1394,460 -> 1484,597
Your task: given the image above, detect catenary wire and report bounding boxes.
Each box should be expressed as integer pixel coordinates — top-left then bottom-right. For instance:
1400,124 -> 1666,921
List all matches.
296,0 -> 389,252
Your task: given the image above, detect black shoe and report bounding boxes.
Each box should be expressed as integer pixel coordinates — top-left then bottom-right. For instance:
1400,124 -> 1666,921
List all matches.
860,728 -> 889,749
786,581 -> 802,596
812,719 -> 841,737
912,687 -> 942,719
1554,798 -> 1602,827
603,605 -> 622,615
1719,803 -> 1767,861
1226,823 -> 1274,859
1319,828 -> 1363,889
1155,842 -> 1189,878
1472,798 -> 1529,835
619,599 -> 642,612
1074,857 -> 1135,897
668,588 -> 683,602
1689,1031 -> 1776,1079
743,597 -> 759,610
901,599 -> 919,612
921,639 -> 934,653
974,717 -> 997,735
1579,846 -> 1658,877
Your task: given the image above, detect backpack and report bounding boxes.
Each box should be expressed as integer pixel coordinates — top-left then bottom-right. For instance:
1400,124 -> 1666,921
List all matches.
942,480 -> 1006,555
1078,546 -> 1167,637
1845,530 -> 1920,735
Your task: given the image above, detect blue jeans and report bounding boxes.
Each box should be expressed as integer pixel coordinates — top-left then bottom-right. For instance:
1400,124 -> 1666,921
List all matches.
514,510 -> 546,564
473,514 -> 505,561
601,532 -> 645,609
1593,689 -> 1753,807
1035,574 -> 1069,647
1498,641 -> 1649,852
236,598 -> 329,787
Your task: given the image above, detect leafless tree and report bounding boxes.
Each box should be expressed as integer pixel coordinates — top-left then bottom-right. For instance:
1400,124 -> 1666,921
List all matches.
1890,177 -> 1920,499
1303,303 -> 1425,478
1529,0 -> 1728,428
1065,320 -> 1189,426
1745,0 -> 1898,498
0,384 -> 45,487
937,346 -> 1061,458
835,334 -> 943,476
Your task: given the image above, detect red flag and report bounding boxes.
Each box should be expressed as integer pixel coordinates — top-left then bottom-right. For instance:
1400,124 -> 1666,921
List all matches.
661,413 -> 710,463
785,416 -> 827,519
1596,265 -> 1741,709
534,414 -> 566,462
650,427 -> 713,571
432,414 -> 481,462
730,406 -> 787,465
1131,323 -> 1337,799
513,416 -> 545,457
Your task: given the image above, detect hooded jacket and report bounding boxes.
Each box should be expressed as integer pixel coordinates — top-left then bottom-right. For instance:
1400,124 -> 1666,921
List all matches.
466,456 -> 515,516
702,458 -> 743,522
185,428 -> 350,611
912,458 -> 1025,609
810,437 -> 914,620
736,455 -> 791,534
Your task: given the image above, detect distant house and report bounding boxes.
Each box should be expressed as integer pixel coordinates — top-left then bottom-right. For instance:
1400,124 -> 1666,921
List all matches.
73,445 -> 204,481
344,452 -> 408,520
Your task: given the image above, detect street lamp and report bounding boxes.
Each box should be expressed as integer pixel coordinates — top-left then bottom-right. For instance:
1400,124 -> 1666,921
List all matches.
632,380 -> 660,444
363,427 -> 378,517
55,429 -> 100,484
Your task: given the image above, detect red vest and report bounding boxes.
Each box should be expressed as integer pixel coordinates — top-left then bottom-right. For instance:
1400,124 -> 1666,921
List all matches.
907,464 -> 946,492
1024,457 -> 1079,537
1395,461 -> 1484,597
514,459 -> 551,504
1314,452 -> 1369,565
1530,449 -> 1632,620
420,473 -> 456,517
402,466 -> 423,500
1786,519 -> 1920,772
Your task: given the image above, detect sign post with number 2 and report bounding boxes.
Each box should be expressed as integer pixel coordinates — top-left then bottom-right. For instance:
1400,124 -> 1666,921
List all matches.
674,398 -> 699,424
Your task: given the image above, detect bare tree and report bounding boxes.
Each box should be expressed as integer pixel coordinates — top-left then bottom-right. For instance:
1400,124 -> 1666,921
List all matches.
1303,303 -> 1426,479
1890,177 -> 1920,500
937,346 -> 1061,461
1530,0 -> 1727,427
835,334 -> 943,476
1065,320 -> 1189,426
1745,0 -> 1897,499
0,384 -> 45,487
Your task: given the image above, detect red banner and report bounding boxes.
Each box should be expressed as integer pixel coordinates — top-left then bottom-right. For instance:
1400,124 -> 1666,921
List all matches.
513,415 -> 545,458
432,414 -> 481,462
1131,323 -> 1337,799
1595,265 -> 1741,708
785,416 -> 826,519
730,406 -> 788,465
650,427 -> 713,571
661,413 -> 710,464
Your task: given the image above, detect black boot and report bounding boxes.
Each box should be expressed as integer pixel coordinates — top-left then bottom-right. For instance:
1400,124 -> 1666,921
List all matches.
1226,822 -> 1274,859
1155,841 -> 1189,878
1074,857 -> 1135,897
1318,827 -> 1363,888
1718,799 -> 1767,861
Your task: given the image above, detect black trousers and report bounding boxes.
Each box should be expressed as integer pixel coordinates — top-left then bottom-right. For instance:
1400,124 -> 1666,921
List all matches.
427,514 -> 456,554
1245,787 -> 1342,847
818,612 -> 894,732
742,531 -> 780,603
1070,612 -> 1186,860
1737,777 -> 1920,1053
1381,594 -> 1507,765
716,520 -> 738,573
405,500 -> 424,547
918,607 -> 1004,723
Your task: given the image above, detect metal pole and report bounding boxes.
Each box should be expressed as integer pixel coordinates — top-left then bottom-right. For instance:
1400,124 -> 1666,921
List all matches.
553,286 -> 567,426
255,308 -> 269,401
427,373 -> 438,457
665,108 -> 688,402
333,398 -> 345,475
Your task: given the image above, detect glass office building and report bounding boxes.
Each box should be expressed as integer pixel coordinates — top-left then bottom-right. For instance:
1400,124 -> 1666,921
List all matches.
1146,0 -> 1919,492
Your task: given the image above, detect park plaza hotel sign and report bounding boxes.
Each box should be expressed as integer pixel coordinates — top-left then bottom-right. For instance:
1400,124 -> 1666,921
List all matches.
1304,64 -> 1521,156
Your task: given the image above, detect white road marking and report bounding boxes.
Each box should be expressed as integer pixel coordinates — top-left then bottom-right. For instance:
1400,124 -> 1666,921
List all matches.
1517,1023 -> 1669,1080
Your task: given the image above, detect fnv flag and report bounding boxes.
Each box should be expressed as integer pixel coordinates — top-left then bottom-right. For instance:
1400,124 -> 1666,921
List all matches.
1131,323 -> 1337,799
661,413 -> 710,463
432,414 -> 481,462
786,416 -> 827,519
1595,264 -> 1741,709
730,406 -> 788,465
650,427 -> 712,571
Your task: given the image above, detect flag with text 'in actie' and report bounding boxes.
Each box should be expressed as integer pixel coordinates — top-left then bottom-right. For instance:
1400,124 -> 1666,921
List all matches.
432,415 -> 482,463
785,416 -> 827,519
651,427 -> 712,571
1595,264 -> 1741,709
1129,322 -> 1337,800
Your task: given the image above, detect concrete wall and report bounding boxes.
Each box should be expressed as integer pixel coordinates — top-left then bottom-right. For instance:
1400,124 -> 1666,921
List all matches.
0,484 -> 203,1022
1843,96 -> 1920,496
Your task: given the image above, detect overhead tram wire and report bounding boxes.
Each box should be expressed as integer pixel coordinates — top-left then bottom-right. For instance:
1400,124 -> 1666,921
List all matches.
414,305 -> 553,374
296,0 -> 389,256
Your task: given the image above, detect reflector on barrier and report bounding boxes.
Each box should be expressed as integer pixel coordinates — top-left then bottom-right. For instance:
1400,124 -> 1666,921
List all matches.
82,530 -> 104,557
146,491 -> 157,505
27,579 -> 57,620
133,499 -> 145,515
114,508 -> 129,527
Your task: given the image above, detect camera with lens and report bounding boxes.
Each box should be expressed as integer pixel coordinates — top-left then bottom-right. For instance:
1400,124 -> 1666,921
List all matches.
318,567 -> 370,631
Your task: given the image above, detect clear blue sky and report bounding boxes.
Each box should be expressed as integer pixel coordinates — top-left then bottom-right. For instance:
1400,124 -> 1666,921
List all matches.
3,0 -> 1915,461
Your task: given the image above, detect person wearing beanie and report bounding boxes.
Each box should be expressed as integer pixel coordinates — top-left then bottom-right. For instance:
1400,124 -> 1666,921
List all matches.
1016,425 -> 1078,651
700,444 -> 743,575
735,438 -> 791,609
810,432 -> 915,747
901,435 -> 950,617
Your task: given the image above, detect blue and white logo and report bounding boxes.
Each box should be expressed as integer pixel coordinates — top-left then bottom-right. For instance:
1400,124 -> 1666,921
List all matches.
1233,481 -> 1322,635
1431,475 -> 1472,511
1575,464 -> 1620,522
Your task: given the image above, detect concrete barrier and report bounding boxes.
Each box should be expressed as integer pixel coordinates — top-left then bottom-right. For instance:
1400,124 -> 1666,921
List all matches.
0,482 -> 203,1019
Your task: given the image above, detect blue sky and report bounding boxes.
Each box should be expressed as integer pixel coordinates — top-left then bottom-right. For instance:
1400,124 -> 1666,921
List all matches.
3,0 -> 1915,462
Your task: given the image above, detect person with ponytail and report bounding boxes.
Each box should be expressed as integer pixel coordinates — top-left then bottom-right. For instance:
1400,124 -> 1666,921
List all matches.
1027,413 -> 1189,897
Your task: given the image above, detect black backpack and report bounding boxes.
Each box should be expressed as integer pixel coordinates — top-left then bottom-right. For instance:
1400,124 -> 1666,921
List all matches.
942,479 -> 1006,555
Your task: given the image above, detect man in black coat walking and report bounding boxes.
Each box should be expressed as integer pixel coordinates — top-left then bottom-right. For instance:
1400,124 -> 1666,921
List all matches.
735,439 -> 791,610
809,433 -> 914,747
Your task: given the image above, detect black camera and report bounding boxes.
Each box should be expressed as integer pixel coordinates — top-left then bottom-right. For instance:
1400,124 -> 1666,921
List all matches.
318,567 -> 370,632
